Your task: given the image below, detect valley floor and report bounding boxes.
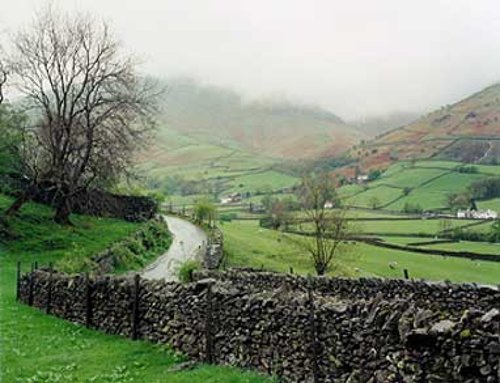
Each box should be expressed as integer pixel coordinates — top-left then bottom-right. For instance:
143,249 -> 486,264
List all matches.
222,219 -> 500,285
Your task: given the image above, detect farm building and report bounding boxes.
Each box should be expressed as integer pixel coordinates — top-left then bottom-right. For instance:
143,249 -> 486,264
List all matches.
456,209 -> 498,219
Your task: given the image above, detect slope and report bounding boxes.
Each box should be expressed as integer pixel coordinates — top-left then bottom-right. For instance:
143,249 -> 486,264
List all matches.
343,83 -> 500,175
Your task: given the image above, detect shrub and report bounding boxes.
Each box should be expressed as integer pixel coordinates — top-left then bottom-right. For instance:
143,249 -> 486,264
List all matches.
402,202 -> 423,213
219,213 -> 237,222
178,260 -> 201,283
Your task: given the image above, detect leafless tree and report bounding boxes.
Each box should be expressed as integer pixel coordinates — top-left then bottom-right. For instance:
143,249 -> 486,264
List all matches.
0,46 -> 7,105
290,173 -> 351,275
4,7 -> 159,224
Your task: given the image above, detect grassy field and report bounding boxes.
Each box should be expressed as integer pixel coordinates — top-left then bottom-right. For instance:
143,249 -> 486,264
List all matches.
357,218 -> 477,235
294,218 -> 477,235
344,185 -> 403,208
222,220 -> 500,284
340,160 -> 497,211
0,195 -> 271,383
142,131 -> 300,207
377,236 -> 500,256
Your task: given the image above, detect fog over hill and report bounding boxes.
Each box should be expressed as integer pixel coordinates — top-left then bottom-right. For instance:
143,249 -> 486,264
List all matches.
349,112 -> 421,136
154,78 -> 365,159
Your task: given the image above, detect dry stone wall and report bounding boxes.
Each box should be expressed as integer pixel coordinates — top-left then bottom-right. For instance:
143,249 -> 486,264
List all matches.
18,269 -> 500,383
194,269 -> 499,314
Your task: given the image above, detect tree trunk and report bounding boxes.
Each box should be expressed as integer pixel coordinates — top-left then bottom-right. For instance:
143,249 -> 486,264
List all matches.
54,197 -> 73,225
5,192 -> 31,216
315,263 -> 326,276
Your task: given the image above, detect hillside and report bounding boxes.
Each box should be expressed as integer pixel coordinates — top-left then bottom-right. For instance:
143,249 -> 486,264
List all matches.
343,83 -> 500,175
143,78 -> 363,162
138,78 -> 366,203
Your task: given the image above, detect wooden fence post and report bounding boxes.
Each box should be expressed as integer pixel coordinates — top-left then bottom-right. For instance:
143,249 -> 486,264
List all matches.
28,267 -> 34,306
131,274 -> 141,340
307,281 -> 320,383
403,269 -> 409,279
46,263 -> 53,314
205,282 -> 214,364
16,261 -> 21,301
85,273 -> 93,328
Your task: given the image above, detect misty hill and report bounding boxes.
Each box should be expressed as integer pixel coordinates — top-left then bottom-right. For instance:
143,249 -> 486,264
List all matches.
350,111 -> 420,136
152,78 -> 363,160
343,83 -> 500,175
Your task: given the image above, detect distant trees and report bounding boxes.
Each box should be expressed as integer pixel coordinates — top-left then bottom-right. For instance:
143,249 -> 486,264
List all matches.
446,177 -> 500,212
367,169 -> 382,181
261,194 -> 300,229
3,7 -> 158,224
402,202 -> 423,214
446,193 -> 471,211
291,173 -> 351,275
457,165 -> 478,174
468,178 -> 500,200
194,199 -> 217,227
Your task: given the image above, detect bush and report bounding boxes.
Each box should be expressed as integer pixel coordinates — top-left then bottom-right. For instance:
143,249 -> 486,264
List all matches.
457,165 -> 478,174
402,202 -> 423,214
219,213 -> 237,222
178,260 -> 201,283
55,219 -> 172,274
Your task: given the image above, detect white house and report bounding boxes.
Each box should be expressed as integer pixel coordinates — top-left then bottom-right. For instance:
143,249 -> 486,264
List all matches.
324,201 -> 334,209
457,209 -> 498,219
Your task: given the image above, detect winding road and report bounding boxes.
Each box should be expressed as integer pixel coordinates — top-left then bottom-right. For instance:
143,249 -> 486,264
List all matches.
142,216 -> 207,281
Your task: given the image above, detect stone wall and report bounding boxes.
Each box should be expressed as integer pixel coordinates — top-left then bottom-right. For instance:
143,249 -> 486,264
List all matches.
193,269 -> 499,314
203,227 -> 224,269
18,270 -> 499,382
6,175 -> 158,222
34,188 -> 158,222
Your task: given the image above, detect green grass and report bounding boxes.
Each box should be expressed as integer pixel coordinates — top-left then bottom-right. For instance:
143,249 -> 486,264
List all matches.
477,198 -> 500,212
339,160 -> 500,213
352,241 -> 500,284
355,218 -> 476,235
371,167 -> 446,188
222,220 -> 500,284
222,220 -> 315,275
378,236 -> 500,255
0,195 -> 272,383
420,240 -> 500,255
226,171 -> 298,194
344,185 -> 403,208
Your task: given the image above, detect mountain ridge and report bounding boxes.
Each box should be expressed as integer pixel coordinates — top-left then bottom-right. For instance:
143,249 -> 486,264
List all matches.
338,83 -> 500,177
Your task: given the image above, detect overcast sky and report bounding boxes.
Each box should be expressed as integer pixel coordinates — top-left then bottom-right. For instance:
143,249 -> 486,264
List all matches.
2,0 -> 500,119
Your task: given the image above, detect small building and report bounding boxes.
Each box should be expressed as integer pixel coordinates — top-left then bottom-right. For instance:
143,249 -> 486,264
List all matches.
457,209 -> 498,219
356,175 -> 369,183
220,193 -> 242,205
324,201 -> 335,209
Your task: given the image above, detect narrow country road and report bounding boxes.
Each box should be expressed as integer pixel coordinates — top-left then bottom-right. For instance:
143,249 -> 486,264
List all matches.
142,216 -> 207,281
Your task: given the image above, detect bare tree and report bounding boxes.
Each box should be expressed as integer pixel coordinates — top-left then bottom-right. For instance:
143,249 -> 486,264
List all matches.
5,7 -> 159,224
0,45 -> 7,105
290,173 -> 351,275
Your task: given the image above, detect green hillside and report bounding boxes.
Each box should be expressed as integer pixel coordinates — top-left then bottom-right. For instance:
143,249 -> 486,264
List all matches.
340,159 -> 500,211
340,83 -> 500,177
138,78 -> 367,204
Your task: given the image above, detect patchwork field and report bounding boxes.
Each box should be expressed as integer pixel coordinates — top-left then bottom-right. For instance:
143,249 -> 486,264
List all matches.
341,160 -> 497,211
